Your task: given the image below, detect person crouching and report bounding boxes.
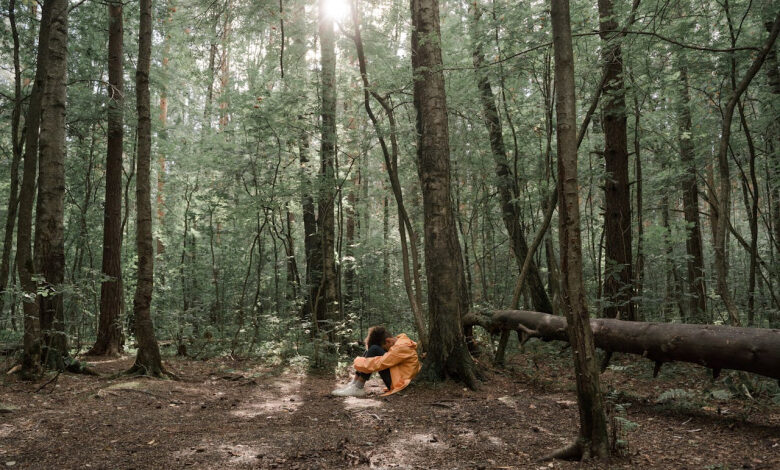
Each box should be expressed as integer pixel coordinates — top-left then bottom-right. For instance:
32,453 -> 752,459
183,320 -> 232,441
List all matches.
331,326 -> 421,397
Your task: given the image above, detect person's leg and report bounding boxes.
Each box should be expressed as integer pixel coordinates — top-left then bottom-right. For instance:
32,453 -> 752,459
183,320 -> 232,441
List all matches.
354,344 -> 385,385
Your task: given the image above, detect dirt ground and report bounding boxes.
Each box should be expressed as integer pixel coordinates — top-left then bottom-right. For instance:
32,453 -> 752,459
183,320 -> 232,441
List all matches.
1,346 -> 778,469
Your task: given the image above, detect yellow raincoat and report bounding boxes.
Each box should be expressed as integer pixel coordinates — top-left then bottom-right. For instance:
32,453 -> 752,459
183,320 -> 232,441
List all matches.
353,333 -> 421,396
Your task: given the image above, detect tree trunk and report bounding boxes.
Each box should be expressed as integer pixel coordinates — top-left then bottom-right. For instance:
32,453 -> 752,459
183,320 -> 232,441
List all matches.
411,0 -> 476,387
464,310 -> 780,381
551,0 -> 609,458
156,2 -> 172,256
299,121 -> 319,321
630,69 -> 644,321
316,0 -> 339,335
469,1 -> 552,314
130,0 -> 167,377
0,0 -> 23,320
598,0 -> 634,321
35,0 -> 68,368
714,13 -> 780,326
89,0 -> 125,356
677,63 -> 708,323
17,0 -> 55,377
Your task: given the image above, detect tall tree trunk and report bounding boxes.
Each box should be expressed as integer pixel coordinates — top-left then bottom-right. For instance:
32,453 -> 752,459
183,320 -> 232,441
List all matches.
299,121 -> 319,321
35,0 -> 68,368
469,1 -> 552,314
89,0 -> 125,356
677,63 -> 707,323
130,0 -> 167,377
411,0 -> 476,387
550,0 -> 609,459
316,0 -> 339,335
714,13 -> 780,326
344,176 -> 357,310
0,0 -> 24,319
598,0 -> 634,321
218,1 -> 232,129
17,0 -> 54,376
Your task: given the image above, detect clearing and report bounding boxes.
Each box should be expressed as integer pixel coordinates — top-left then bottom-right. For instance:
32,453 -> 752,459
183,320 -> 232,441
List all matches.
1,347 -> 778,469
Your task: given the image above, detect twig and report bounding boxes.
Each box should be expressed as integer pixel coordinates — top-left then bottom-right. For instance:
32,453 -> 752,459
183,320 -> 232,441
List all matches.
35,371 -> 61,393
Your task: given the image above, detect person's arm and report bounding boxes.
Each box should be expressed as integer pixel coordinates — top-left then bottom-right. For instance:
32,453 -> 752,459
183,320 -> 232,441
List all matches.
353,345 -> 413,373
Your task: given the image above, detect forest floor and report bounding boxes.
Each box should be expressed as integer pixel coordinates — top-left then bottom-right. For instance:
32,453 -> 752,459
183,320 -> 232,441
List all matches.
1,344 -> 778,469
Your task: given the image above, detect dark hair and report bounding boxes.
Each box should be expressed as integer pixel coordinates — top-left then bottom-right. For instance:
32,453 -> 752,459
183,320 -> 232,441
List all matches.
365,326 -> 391,348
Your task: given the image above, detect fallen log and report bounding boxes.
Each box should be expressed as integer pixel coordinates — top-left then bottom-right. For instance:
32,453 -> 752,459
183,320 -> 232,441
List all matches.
463,310 -> 780,380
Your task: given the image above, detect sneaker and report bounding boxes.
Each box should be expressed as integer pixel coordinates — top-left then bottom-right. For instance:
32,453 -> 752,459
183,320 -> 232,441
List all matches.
331,382 -> 366,397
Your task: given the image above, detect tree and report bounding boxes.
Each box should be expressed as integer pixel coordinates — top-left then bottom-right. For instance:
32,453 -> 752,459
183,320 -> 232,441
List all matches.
598,0 -> 634,321
676,60 -> 707,323
17,0 -> 55,377
469,1 -> 553,315
411,0 -> 476,387
130,0 -> 167,377
713,12 -> 780,326
314,0 -> 339,336
0,0 -> 24,320
549,0 -> 609,458
88,0 -> 124,356
34,0 -> 68,368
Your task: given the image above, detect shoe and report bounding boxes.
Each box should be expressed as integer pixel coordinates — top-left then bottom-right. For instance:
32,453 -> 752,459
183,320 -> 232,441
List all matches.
331,382 -> 366,397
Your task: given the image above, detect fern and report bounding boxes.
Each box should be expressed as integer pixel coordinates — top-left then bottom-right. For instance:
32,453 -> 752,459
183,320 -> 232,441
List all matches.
656,388 -> 694,403
710,389 -> 732,401
614,416 -> 639,432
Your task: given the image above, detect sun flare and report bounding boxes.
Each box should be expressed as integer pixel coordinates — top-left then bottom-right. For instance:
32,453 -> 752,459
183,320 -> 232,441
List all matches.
322,0 -> 351,21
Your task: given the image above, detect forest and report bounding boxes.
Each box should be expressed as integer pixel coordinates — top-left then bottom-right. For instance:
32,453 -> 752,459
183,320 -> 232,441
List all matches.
0,0 -> 779,467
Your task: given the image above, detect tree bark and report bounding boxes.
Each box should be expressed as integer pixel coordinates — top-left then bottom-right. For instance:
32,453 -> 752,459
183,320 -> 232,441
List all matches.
551,0 -> 609,458
677,62 -> 707,323
17,0 -> 55,376
464,310 -> 780,381
89,0 -> 125,356
470,1 -> 552,314
315,0 -> 339,334
299,120 -> 319,321
130,0 -> 166,377
0,0 -> 24,320
411,0 -> 476,387
35,0 -> 68,368
598,0 -> 634,321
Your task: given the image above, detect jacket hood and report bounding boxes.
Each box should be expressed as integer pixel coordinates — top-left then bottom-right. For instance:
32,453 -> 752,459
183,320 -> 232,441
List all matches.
395,333 -> 417,350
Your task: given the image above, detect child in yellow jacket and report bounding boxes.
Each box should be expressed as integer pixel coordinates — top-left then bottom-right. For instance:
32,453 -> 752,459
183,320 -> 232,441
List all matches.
332,326 -> 421,397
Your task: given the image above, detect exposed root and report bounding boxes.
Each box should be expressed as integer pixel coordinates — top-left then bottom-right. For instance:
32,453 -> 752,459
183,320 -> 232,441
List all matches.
540,440 -> 583,461
124,363 -> 179,380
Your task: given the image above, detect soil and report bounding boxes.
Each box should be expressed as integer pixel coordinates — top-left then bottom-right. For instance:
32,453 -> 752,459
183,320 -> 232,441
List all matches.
1,345 -> 778,469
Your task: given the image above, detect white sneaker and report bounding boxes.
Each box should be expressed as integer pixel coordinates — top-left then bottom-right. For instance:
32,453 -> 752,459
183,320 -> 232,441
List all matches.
331,382 -> 366,397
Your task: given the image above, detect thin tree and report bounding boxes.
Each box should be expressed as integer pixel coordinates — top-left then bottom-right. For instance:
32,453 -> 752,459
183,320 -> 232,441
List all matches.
411,0 -> 476,387
350,0 -> 427,348
676,59 -> 707,323
88,0 -> 125,356
129,0 -> 168,377
17,0 -> 55,377
597,0 -> 634,321
0,0 -> 24,320
469,0 -> 553,315
34,0 -> 68,368
713,13 -> 780,326
547,0 -> 609,459
314,0 -> 339,335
